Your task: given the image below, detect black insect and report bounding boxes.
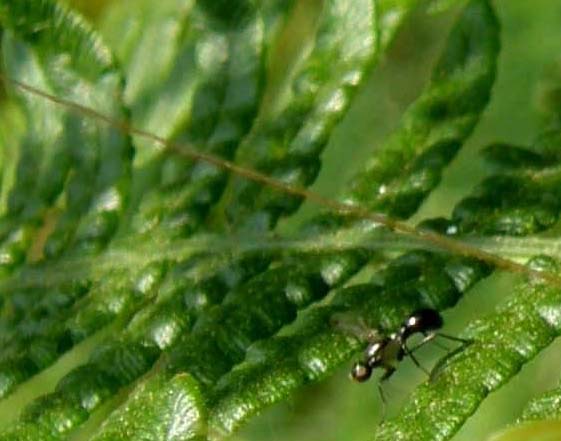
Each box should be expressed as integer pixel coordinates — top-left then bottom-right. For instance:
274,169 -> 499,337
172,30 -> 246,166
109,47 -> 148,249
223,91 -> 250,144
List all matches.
342,308 -> 470,419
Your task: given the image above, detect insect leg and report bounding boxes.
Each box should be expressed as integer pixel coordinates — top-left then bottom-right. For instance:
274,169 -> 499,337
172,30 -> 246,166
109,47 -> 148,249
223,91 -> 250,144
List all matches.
377,367 -> 395,423
431,339 -> 450,350
436,333 -> 473,344
377,381 -> 387,423
406,332 -> 436,353
429,338 -> 474,383
405,349 -> 431,376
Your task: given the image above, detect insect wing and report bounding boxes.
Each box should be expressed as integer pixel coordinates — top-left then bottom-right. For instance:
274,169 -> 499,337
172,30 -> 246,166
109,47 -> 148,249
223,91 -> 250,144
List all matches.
330,311 -> 381,342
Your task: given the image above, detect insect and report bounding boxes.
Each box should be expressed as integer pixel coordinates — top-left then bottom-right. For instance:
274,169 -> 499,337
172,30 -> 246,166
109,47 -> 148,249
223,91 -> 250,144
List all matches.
340,308 -> 470,420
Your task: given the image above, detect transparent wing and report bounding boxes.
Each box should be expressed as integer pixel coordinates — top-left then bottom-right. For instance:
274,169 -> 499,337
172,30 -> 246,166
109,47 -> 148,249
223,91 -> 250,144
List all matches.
330,311 -> 382,342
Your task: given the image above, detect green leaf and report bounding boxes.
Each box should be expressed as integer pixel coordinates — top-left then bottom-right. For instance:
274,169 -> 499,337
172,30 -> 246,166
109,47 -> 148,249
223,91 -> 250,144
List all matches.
219,0 -> 382,231
3,0 -> 561,440
1,0 -> 132,261
519,387 -> 561,422
488,421 -> 561,441
78,1 -> 499,439
89,373 -> 207,441
0,101 -> 25,217
104,0 -> 288,238
345,0 -> 499,217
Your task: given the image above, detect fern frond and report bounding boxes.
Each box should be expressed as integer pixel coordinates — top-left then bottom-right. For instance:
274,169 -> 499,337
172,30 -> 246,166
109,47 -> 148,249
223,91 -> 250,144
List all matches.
66,1 -> 498,439
0,0 -> 559,440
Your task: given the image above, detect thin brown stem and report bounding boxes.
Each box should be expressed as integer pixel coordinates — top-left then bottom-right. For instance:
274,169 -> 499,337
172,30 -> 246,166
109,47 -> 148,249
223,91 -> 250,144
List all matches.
3,74 -> 561,286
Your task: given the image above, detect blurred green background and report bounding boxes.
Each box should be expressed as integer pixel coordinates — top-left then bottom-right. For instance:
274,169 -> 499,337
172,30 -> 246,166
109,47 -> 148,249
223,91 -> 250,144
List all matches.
22,0 -> 561,440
